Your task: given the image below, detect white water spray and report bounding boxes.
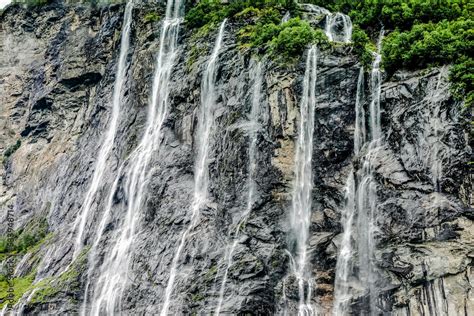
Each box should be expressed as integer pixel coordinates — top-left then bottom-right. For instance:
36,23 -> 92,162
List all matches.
160,19 -> 227,316
354,68 -> 366,155
430,68 -> 446,192
72,0 -> 133,259
214,60 -> 264,315
333,31 -> 384,315
289,46 -> 318,316
325,12 -> 352,43
83,0 -> 185,314
282,11 -> 291,23
333,68 -> 365,315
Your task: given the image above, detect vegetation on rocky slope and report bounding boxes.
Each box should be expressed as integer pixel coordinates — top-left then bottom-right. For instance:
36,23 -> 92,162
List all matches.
0,217 -> 51,308
0,217 -> 49,255
11,0 -> 472,107
307,0 -> 473,106
2,139 -> 21,166
11,0 -> 124,7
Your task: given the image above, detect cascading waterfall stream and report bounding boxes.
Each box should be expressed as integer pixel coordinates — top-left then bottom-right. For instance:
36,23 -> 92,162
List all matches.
159,19 -> 227,316
356,35 -> 384,316
297,3 -> 352,43
420,68 -> 445,240
72,0 -> 133,260
354,68 -> 366,155
333,68 -> 364,315
333,30 -> 384,315
429,68 -> 446,193
289,46 -> 318,316
325,12 -> 352,43
82,0 -> 185,314
214,60 -> 264,315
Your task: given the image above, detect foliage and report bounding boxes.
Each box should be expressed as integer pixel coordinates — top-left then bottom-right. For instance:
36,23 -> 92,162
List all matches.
2,139 -> 21,165
269,19 -> 329,59
0,217 -> 48,254
238,17 -> 329,61
143,12 -> 160,23
12,0 -> 49,6
0,271 -> 35,309
30,246 -> 90,304
383,18 -> 473,106
305,0 -> 470,31
350,26 -> 375,68
186,1 -> 326,63
304,0 -> 472,106
450,57 -> 474,108
383,18 -> 472,71
185,0 -> 296,29
11,0 -> 125,7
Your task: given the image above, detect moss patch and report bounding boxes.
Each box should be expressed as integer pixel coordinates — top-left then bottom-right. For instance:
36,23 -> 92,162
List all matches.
0,271 -> 35,309
0,217 -> 49,256
30,246 -> 90,304
143,12 -> 160,23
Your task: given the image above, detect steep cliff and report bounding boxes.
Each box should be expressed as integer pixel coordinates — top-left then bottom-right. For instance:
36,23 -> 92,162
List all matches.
0,1 -> 471,315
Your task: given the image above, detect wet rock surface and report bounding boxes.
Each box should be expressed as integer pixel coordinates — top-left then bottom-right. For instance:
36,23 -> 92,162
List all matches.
0,1 -> 471,315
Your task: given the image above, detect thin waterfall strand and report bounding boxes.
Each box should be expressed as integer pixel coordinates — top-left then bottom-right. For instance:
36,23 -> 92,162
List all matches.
84,0 -> 185,314
369,32 -> 384,146
160,19 -> 227,316
355,31 -> 384,315
290,46 -> 318,316
325,12 -> 352,43
354,68 -> 366,155
333,68 -> 365,315
333,30 -> 385,315
214,60 -> 263,315
430,69 -> 446,192
72,0 -> 133,259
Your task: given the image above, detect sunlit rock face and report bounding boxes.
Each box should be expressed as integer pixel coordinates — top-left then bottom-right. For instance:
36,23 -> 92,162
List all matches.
0,1 -> 471,315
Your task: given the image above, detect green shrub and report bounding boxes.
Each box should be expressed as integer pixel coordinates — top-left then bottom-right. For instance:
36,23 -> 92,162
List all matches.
12,0 -> 49,6
351,26 -> 375,68
3,139 -> 21,164
306,0 -> 470,31
450,56 -> 474,107
383,18 -> 473,72
29,246 -> 89,304
382,17 -> 473,106
0,217 -> 49,255
0,271 -> 35,309
143,12 -> 160,23
185,0 -> 296,29
269,19 -> 329,59
185,0 -> 225,29
238,17 -> 329,61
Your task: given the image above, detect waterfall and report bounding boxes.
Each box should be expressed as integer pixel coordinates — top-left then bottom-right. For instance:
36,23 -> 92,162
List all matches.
333,31 -> 384,315
297,3 -> 352,43
214,60 -> 264,315
333,69 -> 364,314
289,46 -> 318,315
430,68 -> 446,192
72,0 -> 133,259
282,11 -> 291,23
82,0 -> 185,314
369,33 -> 383,145
324,12 -> 352,43
160,19 -> 227,316
354,68 -> 366,155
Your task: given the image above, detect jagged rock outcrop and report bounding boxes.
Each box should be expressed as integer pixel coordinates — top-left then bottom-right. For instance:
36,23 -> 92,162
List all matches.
0,1 -> 471,315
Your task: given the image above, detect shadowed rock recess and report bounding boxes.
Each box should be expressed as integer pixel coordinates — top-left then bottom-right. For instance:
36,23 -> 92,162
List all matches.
0,1 -> 472,315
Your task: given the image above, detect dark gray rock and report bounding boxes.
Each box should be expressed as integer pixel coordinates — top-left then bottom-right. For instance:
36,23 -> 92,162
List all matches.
0,1 -> 471,315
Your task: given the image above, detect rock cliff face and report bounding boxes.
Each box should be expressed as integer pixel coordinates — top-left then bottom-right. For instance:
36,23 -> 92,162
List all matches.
0,1 -> 471,315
